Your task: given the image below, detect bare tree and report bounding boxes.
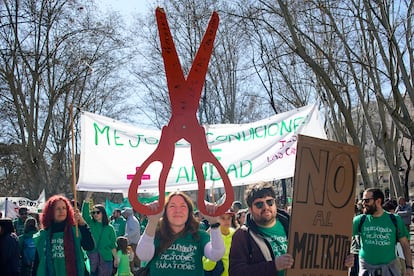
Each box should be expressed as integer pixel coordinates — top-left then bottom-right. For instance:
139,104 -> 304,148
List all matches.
129,0 -> 263,127
0,0 -> 132,198
251,0 -> 414,196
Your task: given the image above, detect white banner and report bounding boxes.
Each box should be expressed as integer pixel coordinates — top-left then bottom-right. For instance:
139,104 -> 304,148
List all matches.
77,104 -> 326,193
0,189 -> 46,217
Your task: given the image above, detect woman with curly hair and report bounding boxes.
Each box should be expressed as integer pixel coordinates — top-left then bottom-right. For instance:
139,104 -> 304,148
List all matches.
136,191 -> 225,276
82,197 -> 118,276
33,195 -> 94,275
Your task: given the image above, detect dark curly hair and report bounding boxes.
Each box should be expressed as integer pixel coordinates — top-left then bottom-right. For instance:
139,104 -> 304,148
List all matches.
245,182 -> 276,208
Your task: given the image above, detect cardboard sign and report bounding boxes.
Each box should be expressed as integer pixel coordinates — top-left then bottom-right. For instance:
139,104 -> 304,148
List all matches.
287,135 -> 359,276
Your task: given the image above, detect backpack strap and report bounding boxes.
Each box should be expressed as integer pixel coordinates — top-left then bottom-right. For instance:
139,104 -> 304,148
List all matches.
388,213 -> 400,241
358,213 -> 399,241
357,214 -> 367,234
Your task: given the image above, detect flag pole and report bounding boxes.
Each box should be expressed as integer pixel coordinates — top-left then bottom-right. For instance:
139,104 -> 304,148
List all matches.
69,104 -> 79,236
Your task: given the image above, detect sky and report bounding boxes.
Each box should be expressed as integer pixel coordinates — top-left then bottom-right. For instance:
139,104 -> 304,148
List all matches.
96,0 -> 156,127
99,0 -> 152,19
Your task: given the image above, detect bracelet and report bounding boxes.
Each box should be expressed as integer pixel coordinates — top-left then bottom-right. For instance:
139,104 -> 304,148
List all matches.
406,265 -> 413,269
210,222 -> 220,229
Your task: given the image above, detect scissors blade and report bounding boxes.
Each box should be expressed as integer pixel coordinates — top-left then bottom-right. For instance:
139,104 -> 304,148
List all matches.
156,8 -> 185,93
156,8 -> 219,110
186,12 -> 219,100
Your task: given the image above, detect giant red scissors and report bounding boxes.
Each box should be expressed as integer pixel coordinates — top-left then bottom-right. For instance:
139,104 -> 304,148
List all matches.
128,8 -> 234,216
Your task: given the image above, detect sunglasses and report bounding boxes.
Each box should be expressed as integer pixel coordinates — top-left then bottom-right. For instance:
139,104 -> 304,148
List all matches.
253,198 -> 275,209
362,198 -> 374,203
91,211 -> 101,215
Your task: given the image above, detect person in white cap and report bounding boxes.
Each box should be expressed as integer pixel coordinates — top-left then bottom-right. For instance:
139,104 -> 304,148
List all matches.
122,207 -> 141,271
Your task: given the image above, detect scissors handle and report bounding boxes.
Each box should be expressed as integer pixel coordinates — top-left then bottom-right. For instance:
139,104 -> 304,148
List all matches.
194,158 -> 234,216
190,125 -> 234,216
128,127 -> 174,215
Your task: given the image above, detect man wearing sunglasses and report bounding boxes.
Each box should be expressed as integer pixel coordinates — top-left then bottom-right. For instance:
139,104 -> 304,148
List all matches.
352,188 -> 413,276
229,182 -> 293,276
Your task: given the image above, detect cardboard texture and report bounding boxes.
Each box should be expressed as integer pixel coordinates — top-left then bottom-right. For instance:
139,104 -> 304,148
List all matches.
286,135 -> 359,276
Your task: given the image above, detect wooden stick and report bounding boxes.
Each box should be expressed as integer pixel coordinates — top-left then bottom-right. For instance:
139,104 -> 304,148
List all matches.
210,181 -> 215,204
69,104 -> 79,236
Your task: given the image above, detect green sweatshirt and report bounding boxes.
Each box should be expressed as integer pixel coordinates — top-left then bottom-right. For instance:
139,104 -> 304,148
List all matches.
82,201 -> 117,261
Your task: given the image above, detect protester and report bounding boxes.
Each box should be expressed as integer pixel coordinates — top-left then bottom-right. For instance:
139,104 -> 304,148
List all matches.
18,216 -> 39,276
0,218 -> 20,275
136,191 -> 225,276
82,199 -> 118,276
203,209 -> 236,276
350,199 -> 365,276
231,201 -> 242,213
382,198 -> 407,275
395,196 -> 412,233
122,207 -> 141,271
33,195 -> 95,275
110,208 -> 126,237
194,210 -> 209,230
115,236 -> 133,276
229,182 -> 354,276
353,188 -> 413,276
236,209 -> 247,228
13,207 -> 28,236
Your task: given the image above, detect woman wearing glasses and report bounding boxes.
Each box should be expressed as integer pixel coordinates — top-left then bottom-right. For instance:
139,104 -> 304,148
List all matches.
33,195 -> 94,275
82,196 -> 118,276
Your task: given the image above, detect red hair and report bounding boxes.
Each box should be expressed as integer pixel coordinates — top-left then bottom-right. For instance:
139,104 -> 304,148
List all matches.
41,195 -> 77,275
41,195 -> 75,229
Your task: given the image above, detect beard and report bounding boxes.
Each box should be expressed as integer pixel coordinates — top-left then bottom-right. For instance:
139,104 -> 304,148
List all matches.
363,204 -> 377,215
253,210 -> 276,226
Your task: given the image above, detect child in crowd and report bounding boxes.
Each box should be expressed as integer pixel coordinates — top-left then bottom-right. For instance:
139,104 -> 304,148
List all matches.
115,236 -> 133,276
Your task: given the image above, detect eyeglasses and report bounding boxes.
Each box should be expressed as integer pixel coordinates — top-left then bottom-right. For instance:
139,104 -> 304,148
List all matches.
362,198 -> 374,203
91,211 -> 101,215
253,198 -> 275,209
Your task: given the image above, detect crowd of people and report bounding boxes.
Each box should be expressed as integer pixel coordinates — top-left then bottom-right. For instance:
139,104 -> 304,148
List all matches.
1,183 -> 413,275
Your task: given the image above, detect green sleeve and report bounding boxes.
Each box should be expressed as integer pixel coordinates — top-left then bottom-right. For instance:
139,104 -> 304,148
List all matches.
352,215 -> 361,236
82,201 -> 93,225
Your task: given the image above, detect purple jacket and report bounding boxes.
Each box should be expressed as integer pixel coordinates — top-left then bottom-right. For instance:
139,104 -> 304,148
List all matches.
229,213 -> 279,276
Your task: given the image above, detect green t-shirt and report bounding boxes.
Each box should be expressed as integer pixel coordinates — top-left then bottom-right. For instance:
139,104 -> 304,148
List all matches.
13,218 -> 26,236
258,221 -> 288,276
34,227 -> 86,276
50,232 -> 67,274
111,217 -> 126,237
149,230 -> 210,276
352,212 -> 408,265
82,202 -> 117,261
116,250 -> 131,276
